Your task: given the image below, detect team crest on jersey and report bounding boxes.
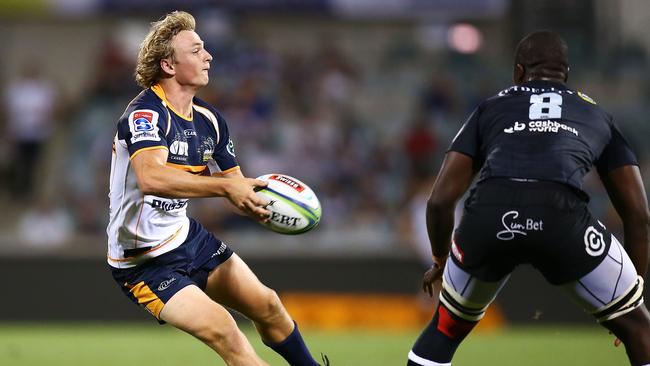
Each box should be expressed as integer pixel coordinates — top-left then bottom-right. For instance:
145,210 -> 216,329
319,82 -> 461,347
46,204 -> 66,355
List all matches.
200,137 -> 215,162
129,109 -> 160,144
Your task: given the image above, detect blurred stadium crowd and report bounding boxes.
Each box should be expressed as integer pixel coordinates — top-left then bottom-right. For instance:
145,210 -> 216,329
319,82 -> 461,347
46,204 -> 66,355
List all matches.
1,0 -> 649,260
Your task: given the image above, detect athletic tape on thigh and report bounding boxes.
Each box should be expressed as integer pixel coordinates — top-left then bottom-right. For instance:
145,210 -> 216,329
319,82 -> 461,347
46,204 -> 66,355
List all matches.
440,277 -> 490,322
592,276 -> 645,323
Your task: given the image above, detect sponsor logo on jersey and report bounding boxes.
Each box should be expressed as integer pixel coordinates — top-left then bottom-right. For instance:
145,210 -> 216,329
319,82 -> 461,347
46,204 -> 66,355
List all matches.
158,277 -> 176,291
210,243 -> 228,259
133,111 -> 154,131
270,175 -> 305,192
129,109 -> 160,144
227,139 -> 236,157
496,210 -> 544,240
151,199 -> 188,211
503,122 -> 526,134
584,226 -> 605,256
169,139 -> 189,160
184,129 -> 197,138
503,120 -> 578,136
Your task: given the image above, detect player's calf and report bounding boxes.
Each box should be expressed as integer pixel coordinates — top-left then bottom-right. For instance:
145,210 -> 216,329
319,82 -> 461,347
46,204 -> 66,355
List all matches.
407,287 -> 485,365
408,259 -> 507,365
602,306 -> 650,366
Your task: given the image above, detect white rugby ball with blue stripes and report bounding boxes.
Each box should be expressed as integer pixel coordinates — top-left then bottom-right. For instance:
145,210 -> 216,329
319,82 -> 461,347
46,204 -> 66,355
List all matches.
255,174 -> 321,235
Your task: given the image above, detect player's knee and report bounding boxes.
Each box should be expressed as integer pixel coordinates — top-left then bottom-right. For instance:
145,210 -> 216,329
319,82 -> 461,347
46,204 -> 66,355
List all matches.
257,289 -> 287,323
196,324 -> 247,354
437,287 -> 486,340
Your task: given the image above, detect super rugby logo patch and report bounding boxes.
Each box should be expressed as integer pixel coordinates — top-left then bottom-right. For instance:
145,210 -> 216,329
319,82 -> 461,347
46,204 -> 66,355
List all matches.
129,109 -> 161,144
584,226 -> 605,256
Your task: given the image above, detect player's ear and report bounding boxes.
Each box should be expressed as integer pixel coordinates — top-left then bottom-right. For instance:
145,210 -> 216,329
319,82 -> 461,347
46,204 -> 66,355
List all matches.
513,63 -> 525,85
160,58 -> 175,76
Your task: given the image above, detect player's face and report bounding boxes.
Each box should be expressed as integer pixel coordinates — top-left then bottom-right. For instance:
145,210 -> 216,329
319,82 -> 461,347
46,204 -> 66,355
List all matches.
170,30 -> 213,88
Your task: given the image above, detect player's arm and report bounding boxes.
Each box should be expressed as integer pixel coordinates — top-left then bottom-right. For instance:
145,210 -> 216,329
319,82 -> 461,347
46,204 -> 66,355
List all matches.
422,151 -> 475,295
600,165 -> 650,278
131,148 -> 269,219
210,166 -> 268,217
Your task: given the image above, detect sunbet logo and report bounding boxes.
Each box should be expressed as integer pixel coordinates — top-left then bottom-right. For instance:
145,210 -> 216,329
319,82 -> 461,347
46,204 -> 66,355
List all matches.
496,210 -> 544,240
270,175 -> 304,192
269,211 -> 301,227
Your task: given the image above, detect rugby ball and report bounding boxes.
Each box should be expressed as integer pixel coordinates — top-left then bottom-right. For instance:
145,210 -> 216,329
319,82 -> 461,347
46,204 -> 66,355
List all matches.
255,174 -> 321,235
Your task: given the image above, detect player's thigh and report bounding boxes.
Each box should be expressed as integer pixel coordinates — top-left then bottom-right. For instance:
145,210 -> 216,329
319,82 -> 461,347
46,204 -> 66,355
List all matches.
204,254 -> 283,319
560,235 -> 644,323
160,284 -> 241,339
441,258 -> 510,321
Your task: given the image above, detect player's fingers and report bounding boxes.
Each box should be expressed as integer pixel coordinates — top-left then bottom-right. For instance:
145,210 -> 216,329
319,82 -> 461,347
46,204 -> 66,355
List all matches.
614,338 -> 622,347
251,194 -> 270,207
250,178 -> 268,188
245,200 -> 270,218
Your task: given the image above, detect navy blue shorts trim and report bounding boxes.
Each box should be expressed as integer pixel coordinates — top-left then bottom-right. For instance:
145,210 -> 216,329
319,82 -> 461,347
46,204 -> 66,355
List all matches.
110,218 -> 233,322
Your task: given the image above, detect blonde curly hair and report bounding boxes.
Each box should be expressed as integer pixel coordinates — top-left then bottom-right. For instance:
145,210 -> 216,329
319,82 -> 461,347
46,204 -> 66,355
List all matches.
135,11 -> 196,88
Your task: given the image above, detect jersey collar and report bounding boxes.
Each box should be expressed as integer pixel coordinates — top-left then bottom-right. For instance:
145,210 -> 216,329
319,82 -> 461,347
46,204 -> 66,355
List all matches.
151,84 -> 193,122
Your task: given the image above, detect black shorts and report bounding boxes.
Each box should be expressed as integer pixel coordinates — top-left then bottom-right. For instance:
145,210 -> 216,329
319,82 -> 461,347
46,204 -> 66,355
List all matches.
452,179 -> 611,285
111,218 -> 234,322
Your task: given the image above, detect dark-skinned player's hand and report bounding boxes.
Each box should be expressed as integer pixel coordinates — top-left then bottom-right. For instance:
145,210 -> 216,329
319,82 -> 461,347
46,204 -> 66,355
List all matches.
422,256 -> 447,297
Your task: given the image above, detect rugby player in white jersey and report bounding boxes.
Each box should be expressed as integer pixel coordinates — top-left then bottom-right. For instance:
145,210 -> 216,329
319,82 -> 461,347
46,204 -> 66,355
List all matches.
107,11 -> 325,366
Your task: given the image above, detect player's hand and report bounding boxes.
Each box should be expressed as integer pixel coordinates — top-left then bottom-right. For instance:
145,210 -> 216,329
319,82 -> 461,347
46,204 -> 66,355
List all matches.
422,257 -> 446,297
224,177 -> 270,221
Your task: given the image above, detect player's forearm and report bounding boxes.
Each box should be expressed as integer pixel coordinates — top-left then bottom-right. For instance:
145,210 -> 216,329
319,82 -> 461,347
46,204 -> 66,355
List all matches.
425,199 -> 455,259
136,163 -> 230,198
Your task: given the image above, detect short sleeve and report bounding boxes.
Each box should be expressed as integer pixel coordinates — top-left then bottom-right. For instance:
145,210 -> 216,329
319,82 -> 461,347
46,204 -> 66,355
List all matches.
448,107 -> 481,159
117,106 -> 169,158
210,111 -> 239,173
595,122 -> 638,176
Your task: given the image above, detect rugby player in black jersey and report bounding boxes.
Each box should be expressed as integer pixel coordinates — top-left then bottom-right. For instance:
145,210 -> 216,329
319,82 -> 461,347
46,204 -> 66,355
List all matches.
407,30 -> 650,366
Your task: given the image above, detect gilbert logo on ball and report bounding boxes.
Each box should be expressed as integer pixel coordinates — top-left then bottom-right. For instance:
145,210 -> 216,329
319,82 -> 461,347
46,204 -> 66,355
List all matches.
255,174 -> 321,235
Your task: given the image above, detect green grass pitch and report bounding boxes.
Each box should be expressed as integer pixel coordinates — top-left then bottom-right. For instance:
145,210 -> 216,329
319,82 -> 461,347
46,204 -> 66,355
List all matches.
0,323 -> 628,365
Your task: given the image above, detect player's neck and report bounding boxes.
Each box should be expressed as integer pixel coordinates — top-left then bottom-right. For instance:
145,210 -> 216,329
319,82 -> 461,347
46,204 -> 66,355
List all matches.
156,80 -> 197,118
525,76 -> 566,85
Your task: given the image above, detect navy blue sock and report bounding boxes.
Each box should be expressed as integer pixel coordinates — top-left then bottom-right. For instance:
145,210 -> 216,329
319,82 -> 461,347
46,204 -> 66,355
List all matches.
264,322 -> 319,366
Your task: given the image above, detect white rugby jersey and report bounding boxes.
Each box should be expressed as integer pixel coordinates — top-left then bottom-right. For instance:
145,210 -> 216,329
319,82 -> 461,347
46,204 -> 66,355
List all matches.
107,85 -> 239,268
